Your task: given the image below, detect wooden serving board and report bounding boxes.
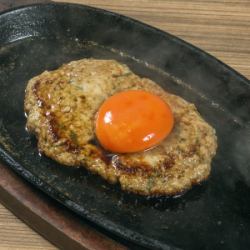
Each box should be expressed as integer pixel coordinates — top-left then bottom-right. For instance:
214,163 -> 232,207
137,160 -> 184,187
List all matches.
0,163 -> 128,250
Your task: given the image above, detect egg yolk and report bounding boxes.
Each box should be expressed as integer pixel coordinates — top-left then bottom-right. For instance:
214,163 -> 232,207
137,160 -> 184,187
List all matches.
95,90 -> 174,153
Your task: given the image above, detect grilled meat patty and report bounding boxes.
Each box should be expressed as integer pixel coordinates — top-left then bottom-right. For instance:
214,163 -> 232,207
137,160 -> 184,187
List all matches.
24,59 -> 217,196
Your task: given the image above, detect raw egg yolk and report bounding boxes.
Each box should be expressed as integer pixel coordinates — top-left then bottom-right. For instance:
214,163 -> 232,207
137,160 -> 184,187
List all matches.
95,90 -> 174,153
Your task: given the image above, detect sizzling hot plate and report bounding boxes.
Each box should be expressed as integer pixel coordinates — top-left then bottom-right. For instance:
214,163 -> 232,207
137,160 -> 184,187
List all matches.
0,3 -> 250,250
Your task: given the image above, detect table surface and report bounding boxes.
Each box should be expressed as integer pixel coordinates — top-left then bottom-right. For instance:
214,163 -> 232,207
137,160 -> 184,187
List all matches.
1,0 -> 250,249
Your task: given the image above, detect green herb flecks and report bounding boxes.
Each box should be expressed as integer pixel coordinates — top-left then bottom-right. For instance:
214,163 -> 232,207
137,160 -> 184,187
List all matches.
112,72 -> 132,78
147,176 -> 155,192
69,130 -> 78,145
58,123 -> 66,130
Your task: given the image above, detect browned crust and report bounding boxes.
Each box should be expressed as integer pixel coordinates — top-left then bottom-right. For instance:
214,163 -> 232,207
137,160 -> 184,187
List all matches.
24,59 -> 217,196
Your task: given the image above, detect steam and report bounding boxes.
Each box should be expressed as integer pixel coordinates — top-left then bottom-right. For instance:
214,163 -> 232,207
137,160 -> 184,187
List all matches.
233,124 -> 250,186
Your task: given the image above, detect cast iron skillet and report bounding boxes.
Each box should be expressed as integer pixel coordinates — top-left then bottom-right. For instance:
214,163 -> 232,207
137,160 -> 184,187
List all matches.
0,3 -> 250,250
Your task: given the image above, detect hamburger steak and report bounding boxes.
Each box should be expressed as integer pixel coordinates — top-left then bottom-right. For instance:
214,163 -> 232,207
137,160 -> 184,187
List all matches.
24,59 -> 217,196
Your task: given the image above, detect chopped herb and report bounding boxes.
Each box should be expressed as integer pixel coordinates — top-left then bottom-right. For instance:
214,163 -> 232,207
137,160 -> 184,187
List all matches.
74,85 -> 83,90
147,176 -> 155,191
70,83 -> 83,90
58,123 -> 66,130
112,72 -> 132,78
123,72 -> 132,76
69,130 -> 78,144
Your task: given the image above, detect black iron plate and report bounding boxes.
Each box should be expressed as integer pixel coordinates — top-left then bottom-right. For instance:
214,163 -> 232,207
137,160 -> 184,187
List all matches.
0,3 -> 250,250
